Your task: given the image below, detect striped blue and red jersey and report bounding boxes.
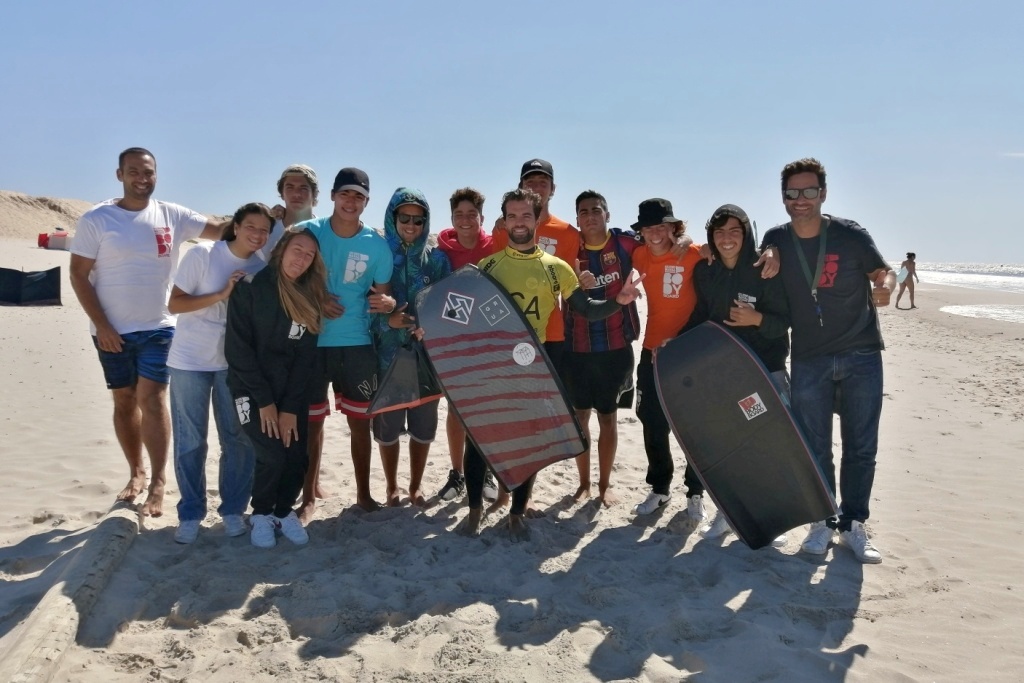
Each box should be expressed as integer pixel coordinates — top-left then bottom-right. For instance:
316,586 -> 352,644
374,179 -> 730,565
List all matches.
564,228 -> 642,352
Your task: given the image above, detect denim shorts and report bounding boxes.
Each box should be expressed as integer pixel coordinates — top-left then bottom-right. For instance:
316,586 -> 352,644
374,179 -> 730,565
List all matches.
92,328 -> 174,389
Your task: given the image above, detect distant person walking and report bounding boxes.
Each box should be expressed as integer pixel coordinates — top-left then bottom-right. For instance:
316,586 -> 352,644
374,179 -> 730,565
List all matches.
895,252 -> 920,309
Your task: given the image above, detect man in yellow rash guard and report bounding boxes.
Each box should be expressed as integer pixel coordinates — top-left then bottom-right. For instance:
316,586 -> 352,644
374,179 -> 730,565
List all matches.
460,188 -> 643,542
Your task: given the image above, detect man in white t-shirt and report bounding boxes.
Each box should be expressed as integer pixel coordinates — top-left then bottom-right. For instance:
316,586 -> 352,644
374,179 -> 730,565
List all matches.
70,147 -> 229,518
259,163 -> 318,261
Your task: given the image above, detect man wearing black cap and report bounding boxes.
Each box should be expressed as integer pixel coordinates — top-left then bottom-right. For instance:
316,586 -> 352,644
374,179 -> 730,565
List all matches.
296,167 -> 397,522
493,159 -> 581,379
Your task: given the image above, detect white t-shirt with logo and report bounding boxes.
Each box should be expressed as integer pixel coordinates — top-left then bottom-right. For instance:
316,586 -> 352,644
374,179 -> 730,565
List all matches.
167,241 -> 266,372
72,199 -> 208,334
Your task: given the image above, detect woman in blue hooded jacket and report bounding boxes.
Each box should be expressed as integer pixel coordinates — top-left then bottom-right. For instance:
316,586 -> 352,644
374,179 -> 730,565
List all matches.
372,188 -> 452,506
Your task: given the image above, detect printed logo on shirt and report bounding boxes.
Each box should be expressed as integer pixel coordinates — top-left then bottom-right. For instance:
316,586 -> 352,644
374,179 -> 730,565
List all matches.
537,236 -> 557,255
602,252 -> 618,266
289,321 -> 306,340
594,270 -> 621,288
235,397 -> 251,425
819,254 -> 839,288
344,252 -> 371,283
480,294 -> 511,326
737,292 -> 757,306
738,392 -> 767,421
442,292 -> 474,325
662,265 -> 685,298
154,226 -> 172,257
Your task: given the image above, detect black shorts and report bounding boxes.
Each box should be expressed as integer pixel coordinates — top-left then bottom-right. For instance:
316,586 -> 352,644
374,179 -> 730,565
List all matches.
564,347 -> 635,414
309,345 -> 378,421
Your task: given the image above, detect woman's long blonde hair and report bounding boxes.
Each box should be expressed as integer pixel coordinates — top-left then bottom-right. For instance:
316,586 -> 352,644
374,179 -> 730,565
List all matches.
268,228 -> 328,334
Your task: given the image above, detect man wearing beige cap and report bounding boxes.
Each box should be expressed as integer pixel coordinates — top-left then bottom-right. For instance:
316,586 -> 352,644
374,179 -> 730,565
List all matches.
259,164 -> 318,260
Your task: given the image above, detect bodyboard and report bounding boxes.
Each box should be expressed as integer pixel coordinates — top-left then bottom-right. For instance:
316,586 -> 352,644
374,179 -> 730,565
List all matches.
415,265 -> 586,490
654,322 -> 837,549
368,343 -> 442,414
896,267 -> 909,284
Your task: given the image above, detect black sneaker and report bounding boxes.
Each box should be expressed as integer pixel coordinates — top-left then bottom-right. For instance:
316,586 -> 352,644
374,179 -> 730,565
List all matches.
438,469 -> 465,501
483,471 -> 499,501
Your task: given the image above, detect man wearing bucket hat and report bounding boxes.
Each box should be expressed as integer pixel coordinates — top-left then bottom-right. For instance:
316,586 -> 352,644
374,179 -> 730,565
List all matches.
629,198 -> 708,526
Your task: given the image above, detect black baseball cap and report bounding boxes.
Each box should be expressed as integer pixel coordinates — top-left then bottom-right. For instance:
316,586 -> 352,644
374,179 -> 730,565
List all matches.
520,158 -> 553,180
631,198 -> 682,230
332,167 -> 370,197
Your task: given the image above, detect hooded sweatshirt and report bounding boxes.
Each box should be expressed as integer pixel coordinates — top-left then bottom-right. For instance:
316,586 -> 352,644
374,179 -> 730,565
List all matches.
374,188 -> 453,369
682,204 -> 790,372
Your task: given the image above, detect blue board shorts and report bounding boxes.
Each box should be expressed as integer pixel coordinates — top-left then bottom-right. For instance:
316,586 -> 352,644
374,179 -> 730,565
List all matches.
92,327 -> 175,389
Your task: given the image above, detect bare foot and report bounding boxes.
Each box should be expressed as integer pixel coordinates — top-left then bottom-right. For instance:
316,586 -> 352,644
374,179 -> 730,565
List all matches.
457,508 -> 483,537
597,486 -> 618,508
524,505 -> 546,520
508,514 -> 530,543
386,488 -> 403,508
485,498 -> 508,516
116,475 -> 147,503
315,483 -> 329,500
573,483 -> 592,502
409,489 -> 428,508
297,499 -> 316,525
138,483 -> 164,517
357,496 -> 382,512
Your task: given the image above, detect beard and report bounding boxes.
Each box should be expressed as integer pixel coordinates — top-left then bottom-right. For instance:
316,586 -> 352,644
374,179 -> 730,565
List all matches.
508,225 -> 535,246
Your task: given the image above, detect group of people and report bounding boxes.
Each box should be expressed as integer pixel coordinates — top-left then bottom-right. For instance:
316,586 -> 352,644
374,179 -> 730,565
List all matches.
70,150 -> 893,563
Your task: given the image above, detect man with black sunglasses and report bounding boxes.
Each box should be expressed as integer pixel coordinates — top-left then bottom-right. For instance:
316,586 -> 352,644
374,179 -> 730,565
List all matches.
760,157 -> 895,564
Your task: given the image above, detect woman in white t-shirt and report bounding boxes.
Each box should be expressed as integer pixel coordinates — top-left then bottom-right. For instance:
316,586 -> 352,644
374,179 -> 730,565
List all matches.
167,203 -> 273,544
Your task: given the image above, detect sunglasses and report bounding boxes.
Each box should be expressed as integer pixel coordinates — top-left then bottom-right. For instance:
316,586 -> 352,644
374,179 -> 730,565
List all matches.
783,187 -> 822,200
397,213 -> 426,227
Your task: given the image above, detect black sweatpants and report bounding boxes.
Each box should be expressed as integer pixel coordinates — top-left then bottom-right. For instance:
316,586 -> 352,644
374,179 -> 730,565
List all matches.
464,438 -> 534,515
242,412 -> 309,518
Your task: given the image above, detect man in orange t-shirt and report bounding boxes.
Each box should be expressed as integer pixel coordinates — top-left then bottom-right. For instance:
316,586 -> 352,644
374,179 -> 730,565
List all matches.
630,198 -> 708,526
492,159 -> 580,378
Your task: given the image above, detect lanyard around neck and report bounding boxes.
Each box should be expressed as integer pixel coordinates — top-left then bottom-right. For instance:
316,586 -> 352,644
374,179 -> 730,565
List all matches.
788,217 -> 830,326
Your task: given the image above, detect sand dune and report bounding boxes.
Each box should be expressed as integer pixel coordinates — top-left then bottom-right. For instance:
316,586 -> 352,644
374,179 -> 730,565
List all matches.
0,191 -> 94,241
1,235 -> 1023,681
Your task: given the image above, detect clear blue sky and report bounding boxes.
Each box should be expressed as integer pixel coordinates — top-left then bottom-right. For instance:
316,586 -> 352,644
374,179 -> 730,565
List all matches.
2,1 -> 1021,263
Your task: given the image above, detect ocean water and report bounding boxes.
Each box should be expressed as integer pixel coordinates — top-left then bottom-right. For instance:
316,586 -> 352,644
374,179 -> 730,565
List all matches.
902,261 -> 1024,324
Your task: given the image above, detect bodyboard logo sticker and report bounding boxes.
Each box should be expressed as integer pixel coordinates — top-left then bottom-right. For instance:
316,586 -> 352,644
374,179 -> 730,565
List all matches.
235,397 -> 251,425
513,343 -> 536,366
480,295 -> 511,326
739,392 -> 767,421
442,292 -> 474,325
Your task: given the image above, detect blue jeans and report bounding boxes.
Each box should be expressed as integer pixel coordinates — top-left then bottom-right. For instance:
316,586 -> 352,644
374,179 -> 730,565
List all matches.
790,349 -> 883,531
170,368 -> 255,521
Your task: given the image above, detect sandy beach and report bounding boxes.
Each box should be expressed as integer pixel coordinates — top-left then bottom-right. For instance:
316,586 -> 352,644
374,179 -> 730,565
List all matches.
2,210 -> 1023,680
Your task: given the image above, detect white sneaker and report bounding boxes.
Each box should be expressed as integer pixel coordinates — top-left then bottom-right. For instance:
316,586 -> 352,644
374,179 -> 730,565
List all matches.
250,514 -> 277,549
686,495 -> 707,525
276,511 -> 309,545
839,521 -> 882,564
174,519 -> 201,544
702,512 -> 732,539
483,472 -> 499,501
801,520 -> 834,555
633,492 -> 671,515
770,533 -> 788,549
222,514 -> 247,538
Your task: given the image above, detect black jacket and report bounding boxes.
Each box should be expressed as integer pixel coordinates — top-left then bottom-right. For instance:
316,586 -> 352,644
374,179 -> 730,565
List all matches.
682,204 -> 790,372
225,267 -> 319,414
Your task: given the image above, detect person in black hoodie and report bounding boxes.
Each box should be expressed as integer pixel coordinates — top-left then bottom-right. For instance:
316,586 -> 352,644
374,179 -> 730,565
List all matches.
681,204 -> 791,544
225,228 -> 327,549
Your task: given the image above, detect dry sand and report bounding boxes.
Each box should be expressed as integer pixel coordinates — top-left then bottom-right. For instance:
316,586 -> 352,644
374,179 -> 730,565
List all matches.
1,196 -> 1023,681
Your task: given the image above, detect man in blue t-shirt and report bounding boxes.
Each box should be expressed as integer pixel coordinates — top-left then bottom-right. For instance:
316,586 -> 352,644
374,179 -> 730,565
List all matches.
760,157 -> 895,564
296,167 -> 395,523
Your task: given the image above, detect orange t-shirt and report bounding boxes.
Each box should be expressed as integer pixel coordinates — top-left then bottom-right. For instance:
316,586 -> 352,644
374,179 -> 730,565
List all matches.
492,214 -> 580,342
632,243 -> 702,350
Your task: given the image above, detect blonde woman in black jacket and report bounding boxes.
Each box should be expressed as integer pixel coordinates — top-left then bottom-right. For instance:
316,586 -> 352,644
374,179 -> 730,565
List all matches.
226,228 -> 327,548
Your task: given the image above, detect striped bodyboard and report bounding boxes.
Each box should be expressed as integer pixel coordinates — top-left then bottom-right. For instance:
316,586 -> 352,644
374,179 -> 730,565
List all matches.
415,265 -> 586,489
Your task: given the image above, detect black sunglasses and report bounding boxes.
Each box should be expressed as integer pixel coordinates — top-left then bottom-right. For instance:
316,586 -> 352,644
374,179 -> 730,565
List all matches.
397,213 -> 426,227
783,187 -> 822,200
